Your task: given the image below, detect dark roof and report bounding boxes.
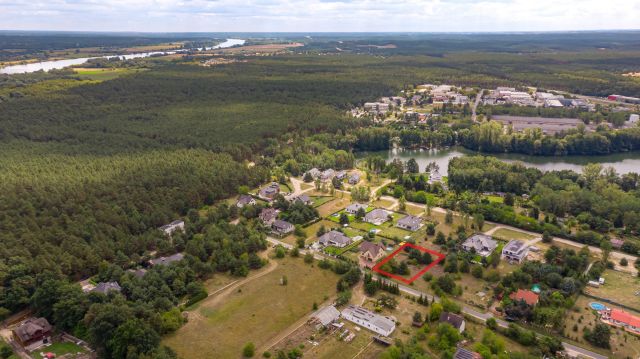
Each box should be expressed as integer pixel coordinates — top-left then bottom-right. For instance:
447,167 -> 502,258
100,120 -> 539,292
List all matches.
127,268 -> 147,278
149,253 -> 184,266
439,312 -> 465,329
365,208 -> 389,221
454,347 -> 482,359
319,230 -> 351,246
259,208 -> 278,222
14,318 -> 52,343
237,195 -> 255,205
295,194 -> 311,203
92,281 -> 122,295
272,219 -> 293,230
359,241 -> 385,257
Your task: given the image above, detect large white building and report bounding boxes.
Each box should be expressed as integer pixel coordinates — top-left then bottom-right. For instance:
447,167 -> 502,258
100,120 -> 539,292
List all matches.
341,305 -> 396,336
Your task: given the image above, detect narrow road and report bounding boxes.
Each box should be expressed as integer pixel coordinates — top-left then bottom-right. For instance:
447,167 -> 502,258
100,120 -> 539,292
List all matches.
375,277 -> 608,359
471,90 -> 483,122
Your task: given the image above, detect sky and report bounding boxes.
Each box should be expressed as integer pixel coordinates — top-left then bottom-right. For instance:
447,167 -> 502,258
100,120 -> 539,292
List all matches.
1,0 -> 639,33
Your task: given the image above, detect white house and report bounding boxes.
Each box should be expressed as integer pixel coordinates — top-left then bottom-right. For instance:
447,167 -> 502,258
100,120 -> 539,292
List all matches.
341,305 -> 396,336
501,240 -> 529,263
159,220 -> 185,236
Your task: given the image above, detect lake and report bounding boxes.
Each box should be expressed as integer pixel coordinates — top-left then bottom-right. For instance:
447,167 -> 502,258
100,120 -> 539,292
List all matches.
357,147 -> 640,175
0,38 -> 246,74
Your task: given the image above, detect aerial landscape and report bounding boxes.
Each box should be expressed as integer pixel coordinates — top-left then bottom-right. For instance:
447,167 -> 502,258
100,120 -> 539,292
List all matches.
1,1 -> 640,359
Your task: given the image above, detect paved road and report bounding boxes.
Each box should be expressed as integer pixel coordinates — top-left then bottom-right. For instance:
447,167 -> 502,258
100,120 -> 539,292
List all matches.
471,90 -> 483,122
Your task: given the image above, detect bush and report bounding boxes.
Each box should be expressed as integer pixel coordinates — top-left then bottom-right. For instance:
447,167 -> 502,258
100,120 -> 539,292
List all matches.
620,258 -> 628,266
243,342 -> 256,357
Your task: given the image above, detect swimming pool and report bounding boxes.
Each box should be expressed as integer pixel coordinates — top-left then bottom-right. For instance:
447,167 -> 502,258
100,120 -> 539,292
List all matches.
590,302 -> 606,311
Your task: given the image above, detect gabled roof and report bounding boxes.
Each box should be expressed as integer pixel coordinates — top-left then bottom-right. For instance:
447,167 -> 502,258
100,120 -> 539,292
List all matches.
359,241 -> 385,257
259,208 -> 278,222
272,219 -> 293,230
463,234 -> 497,252
295,194 -> 311,203
439,312 -> 465,329
312,305 -> 340,326
237,194 -> 255,205
346,203 -> 367,212
14,318 -> 52,343
611,309 -> 640,328
510,289 -> 539,306
92,281 -> 122,295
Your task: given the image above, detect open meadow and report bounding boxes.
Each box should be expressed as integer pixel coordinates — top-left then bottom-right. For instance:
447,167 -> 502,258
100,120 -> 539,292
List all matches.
163,256 -> 339,359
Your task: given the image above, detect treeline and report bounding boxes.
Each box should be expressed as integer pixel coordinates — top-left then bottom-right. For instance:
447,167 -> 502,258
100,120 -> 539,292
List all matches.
28,208 -> 267,358
0,148 -> 267,314
448,156 -> 640,255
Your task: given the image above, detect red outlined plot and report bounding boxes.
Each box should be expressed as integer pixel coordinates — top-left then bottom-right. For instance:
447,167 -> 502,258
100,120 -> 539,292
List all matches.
372,243 -> 446,284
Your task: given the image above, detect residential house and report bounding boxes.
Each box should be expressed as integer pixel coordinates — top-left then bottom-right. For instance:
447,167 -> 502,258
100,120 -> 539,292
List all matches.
320,169 -> 335,182
341,305 -> 396,336
149,253 -> 184,267
602,308 -> 640,335
318,230 -> 353,248
259,182 -> 281,200
13,317 -> 53,348
310,305 -> 341,328
453,347 -> 482,359
428,170 -> 443,184
236,194 -> 256,208
396,215 -> 422,231
610,238 -> 624,249
501,240 -> 529,263
359,241 -> 386,267
305,168 -> 321,179
348,173 -> 360,185
345,203 -> 367,215
259,208 -> 279,225
510,289 -> 539,306
462,234 -> 498,257
293,194 -> 312,206
335,170 -> 347,181
439,312 -> 466,333
91,281 -> 122,295
127,268 -> 147,278
272,219 -> 294,236
159,220 -> 185,236
364,208 -> 390,226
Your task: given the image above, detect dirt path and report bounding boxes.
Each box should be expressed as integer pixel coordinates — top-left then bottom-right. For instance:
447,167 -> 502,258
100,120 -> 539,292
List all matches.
187,260 -> 279,323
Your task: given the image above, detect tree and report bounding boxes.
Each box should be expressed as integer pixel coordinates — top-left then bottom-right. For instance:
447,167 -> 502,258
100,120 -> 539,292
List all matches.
399,196 -> 406,211
108,319 -> 160,359
243,342 -> 256,357
296,237 -> 305,249
471,265 -> 483,279
412,311 -> 423,324
620,257 -> 628,266
339,213 -> 350,225
542,230 -> 552,243
474,213 -> 485,231
445,210 -> 453,224
355,207 -> 366,220
406,158 -> 419,174
303,172 -> 313,183
584,323 -> 610,348
304,253 -> 314,264
504,193 -> 515,206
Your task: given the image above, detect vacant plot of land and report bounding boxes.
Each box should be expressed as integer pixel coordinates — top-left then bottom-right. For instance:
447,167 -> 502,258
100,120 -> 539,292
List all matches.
584,269 -> 640,311
317,196 -> 352,217
163,257 -> 339,359
492,228 -> 536,241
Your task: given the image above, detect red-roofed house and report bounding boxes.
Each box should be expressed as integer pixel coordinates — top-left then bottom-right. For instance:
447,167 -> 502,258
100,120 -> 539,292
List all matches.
604,309 -> 640,335
509,289 -> 539,306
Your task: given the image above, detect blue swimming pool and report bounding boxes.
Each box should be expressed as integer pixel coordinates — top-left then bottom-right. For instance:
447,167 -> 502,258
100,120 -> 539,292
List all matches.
590,302 -> 606,311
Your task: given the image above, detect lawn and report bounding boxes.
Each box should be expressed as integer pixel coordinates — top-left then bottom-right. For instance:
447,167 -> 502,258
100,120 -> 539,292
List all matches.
36,342 -> 86,357
584,269 -> 640,311
311,196 -> 334,208
73,67 -> 141,81
486,195 -> 504,204
492,228 -> 536,241
372,198 -> 396,209
317,196 -> 351,217
163,257 -> 340,359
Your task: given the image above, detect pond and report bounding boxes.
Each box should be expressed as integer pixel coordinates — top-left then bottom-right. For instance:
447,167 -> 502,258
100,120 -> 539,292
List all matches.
356,147 -> 640,175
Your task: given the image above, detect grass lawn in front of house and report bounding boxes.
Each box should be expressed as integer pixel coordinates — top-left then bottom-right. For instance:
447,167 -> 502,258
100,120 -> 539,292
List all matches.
37,342 -> 86,358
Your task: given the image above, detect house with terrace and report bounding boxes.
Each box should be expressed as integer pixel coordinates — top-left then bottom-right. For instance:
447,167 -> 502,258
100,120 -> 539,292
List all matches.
501,240 -> 529,263
293,194 -> 312,206
91,281 -> 122,295
348,173 -> 360,185
320,169 -> 335,182
13,317 -> 52,349
462,234 -> 497,257
396,215 -> 422,231
364,208 -> 390,225
259,182 -> 281,200
159,220 -> 184,236
318,230 -> 353,248
259,208 -> 279,226
601,308 -> 640,336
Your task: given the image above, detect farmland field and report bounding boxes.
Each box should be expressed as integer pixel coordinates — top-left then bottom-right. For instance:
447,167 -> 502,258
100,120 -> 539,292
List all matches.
163,256 -> 339,359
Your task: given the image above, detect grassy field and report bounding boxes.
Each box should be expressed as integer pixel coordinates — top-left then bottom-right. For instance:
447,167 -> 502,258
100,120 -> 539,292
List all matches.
163,257 -> 340,359
492,228 -> 536,241
73,67 -> 142,81
584,269 -> 640,311
563,296 -> 640,359
36,342 -> 86,357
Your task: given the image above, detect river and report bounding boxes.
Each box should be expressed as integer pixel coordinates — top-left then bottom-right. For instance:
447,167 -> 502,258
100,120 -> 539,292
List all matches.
0,38 -> 246,74
357,147 -> 640,175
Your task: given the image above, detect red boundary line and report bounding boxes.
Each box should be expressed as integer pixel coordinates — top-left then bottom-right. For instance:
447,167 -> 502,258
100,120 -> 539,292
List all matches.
372,243 -> 446,284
